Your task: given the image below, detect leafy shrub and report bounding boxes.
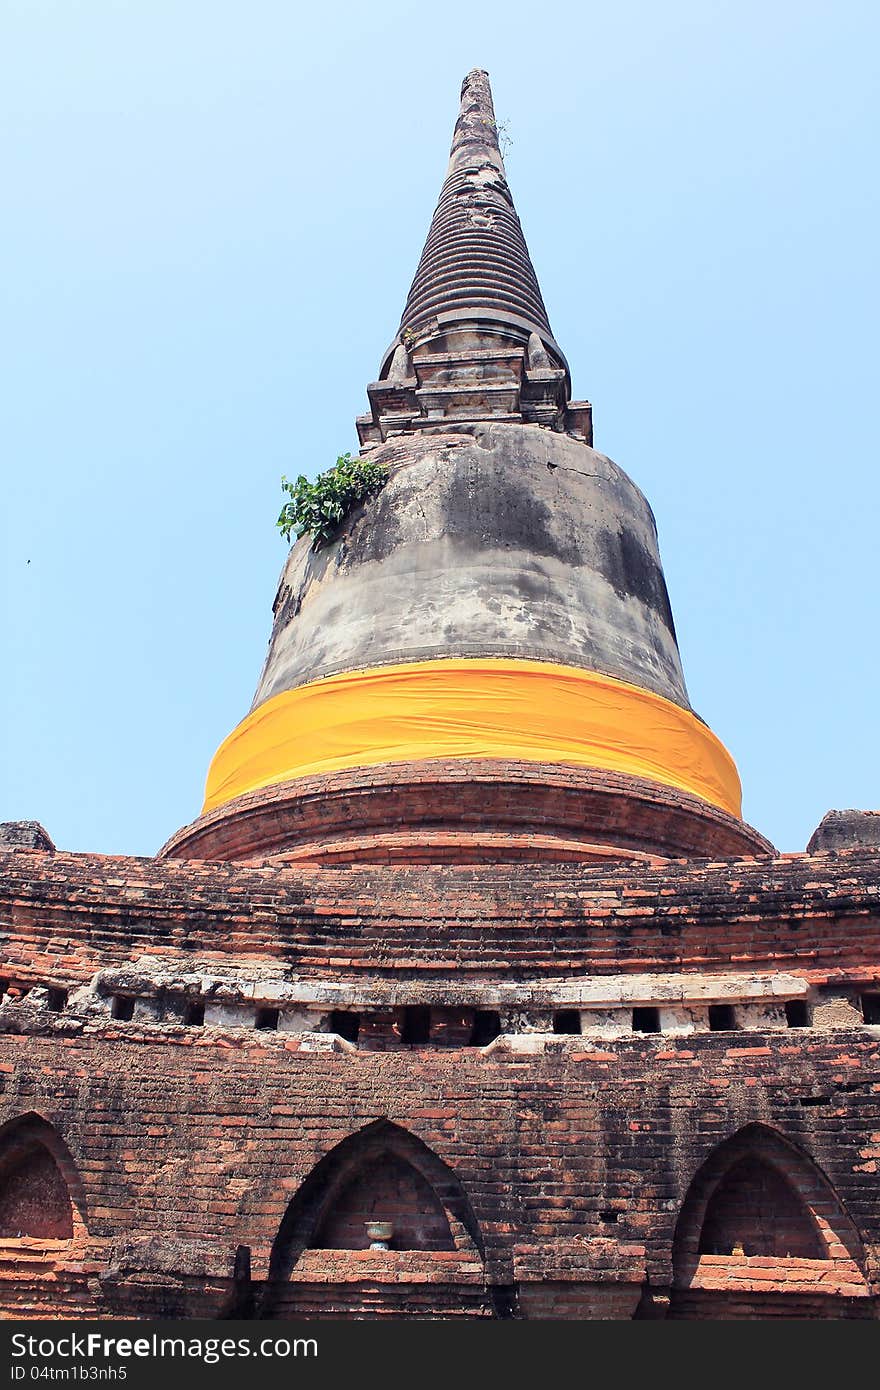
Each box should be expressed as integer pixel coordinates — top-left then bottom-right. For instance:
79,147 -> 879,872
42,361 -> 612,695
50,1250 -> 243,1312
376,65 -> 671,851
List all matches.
276,454 -> 389,549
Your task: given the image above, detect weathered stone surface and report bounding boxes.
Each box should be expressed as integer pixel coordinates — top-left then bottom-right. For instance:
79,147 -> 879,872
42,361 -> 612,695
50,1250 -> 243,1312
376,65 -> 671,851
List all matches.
255,426 -> 689,710
0,821 -> 54,852
808,809 -> 880,853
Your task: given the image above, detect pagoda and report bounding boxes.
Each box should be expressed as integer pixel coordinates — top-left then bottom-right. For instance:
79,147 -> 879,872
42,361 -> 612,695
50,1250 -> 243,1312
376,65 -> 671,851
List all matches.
0,72 -> 877,1321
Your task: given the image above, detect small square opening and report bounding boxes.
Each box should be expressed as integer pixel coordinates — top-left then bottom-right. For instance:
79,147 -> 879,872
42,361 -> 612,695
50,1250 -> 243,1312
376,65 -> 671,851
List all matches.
469,1010 -> 501,1046
255,1007 -> 280,1030
112,995 -> 135,1022
184,1000 -> 205,1026
785,1000 -> 810,1028
553,1009 -> 582,1035
47,987 -> 68,1013
401,1005 -> 431,1045
330,1009 -> 360,1043
708,1004 -> 737,1031
861,993 -> 880,1025
632,1006 -> 660,1034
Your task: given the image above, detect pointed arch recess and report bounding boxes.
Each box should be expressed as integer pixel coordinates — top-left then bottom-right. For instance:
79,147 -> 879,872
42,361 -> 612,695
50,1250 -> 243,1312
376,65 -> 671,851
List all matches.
0,1113 -> 87,1245
672,1123 -> 868,1299
268,1120 -> 484,1283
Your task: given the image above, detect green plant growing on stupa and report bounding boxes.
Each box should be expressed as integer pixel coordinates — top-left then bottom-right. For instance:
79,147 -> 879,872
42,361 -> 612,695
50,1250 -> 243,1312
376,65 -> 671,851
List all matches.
276,454 -> 389,550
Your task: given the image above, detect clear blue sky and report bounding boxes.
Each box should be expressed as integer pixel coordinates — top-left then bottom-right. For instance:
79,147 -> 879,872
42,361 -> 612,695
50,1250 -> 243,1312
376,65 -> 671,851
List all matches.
2,0 -> 878,857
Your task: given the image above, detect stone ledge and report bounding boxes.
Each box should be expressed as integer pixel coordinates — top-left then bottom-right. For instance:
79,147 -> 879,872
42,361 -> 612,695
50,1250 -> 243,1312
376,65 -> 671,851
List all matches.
288,1249 -> 484,1283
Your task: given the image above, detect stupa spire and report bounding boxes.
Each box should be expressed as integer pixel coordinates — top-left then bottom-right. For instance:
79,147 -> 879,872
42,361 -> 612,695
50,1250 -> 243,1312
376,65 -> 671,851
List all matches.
357,70 -> 592,446
448,66 -> 504,170
399,69 -> 553,341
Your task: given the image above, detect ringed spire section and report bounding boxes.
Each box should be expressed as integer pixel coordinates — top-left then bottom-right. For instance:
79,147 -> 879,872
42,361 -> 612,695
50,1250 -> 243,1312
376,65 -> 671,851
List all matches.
399,68 -> 553,344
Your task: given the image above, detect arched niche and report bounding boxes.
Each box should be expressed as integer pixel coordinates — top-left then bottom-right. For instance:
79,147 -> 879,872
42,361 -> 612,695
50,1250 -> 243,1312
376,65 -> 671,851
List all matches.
671,1123 -> 868,1317
0,1113 -> 86,1245
267,1120 -> 484,1282
698,1153 -> 824,1258
311,1149 -> 455,1251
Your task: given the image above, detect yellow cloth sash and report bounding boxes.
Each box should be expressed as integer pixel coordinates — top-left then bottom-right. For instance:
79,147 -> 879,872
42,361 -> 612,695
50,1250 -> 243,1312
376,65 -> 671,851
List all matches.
202,658 -> 742,818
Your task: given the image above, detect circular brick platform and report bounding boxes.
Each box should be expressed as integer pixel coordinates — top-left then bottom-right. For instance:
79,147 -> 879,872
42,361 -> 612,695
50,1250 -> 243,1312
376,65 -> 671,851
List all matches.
160,759 -> 774,864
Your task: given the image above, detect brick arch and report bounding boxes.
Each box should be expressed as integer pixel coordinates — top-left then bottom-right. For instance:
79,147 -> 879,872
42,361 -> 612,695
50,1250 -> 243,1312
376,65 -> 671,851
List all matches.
670,1123 -> 868,1316
0,1113 -> 87,1244
266,1120 -> 484,1283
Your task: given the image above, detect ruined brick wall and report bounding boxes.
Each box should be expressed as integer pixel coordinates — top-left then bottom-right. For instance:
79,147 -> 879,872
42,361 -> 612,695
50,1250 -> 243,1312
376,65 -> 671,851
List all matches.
0,844 -> 877,1319
0,1025 -> 875,1318
1,846 -> 879,986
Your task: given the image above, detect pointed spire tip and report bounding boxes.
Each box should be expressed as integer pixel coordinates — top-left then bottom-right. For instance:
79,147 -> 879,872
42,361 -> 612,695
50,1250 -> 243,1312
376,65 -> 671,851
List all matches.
462,68 -> 491,93
450,69 -> 501,171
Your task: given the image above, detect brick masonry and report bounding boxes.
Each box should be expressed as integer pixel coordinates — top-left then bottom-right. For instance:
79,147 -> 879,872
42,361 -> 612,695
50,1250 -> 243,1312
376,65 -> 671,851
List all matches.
0,841 -> 877,1319
7,66 -> 876,1324
160,761 -> 773,864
